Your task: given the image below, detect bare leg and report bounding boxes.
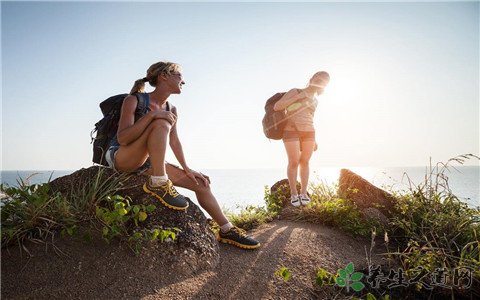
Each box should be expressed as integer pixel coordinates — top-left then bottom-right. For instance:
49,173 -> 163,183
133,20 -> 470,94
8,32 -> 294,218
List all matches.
114,119 -> 171,175
165,164 -> 229,226
299,140 -> 315,194
283,141 -> 301,195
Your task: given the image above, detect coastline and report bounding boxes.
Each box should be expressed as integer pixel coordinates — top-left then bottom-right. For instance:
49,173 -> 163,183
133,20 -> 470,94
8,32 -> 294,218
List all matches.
2,166 -> 479,209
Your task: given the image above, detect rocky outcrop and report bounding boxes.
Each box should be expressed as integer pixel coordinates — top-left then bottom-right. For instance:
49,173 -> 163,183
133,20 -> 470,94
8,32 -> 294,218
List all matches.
49,166 -> 219,264
270,178 -> 302,208
2,166 -> 219,299
270,170 -> 396,226
338,169 -> 397,223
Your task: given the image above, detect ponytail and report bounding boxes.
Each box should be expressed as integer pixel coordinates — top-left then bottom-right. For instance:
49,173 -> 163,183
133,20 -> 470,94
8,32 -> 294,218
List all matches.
130,77 -> 148,95
131,61 -> 181,94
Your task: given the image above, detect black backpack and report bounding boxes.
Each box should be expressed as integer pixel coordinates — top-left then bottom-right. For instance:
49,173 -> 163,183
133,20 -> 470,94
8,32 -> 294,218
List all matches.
262,92 -> 287,140
91,93 -> 149,166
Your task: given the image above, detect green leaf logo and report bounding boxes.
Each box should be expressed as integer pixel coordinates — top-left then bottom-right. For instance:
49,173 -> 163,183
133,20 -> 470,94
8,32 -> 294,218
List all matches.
351,272 -> 364,281
335,262 -> 365,292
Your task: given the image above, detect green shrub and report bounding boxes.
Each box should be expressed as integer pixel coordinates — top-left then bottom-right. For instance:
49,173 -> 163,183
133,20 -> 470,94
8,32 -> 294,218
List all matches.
264,185 -> 283,214
0,168 -> 179,255
226,205 -> 277,231
68,168 -> 130,216
386,154 -> 480,295
95,194 -> 156,242
1,181 -> 77,253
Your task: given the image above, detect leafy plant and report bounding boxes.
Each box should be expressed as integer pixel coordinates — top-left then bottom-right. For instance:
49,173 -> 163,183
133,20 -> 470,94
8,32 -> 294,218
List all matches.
226,204 -> 277,231
386,155 -> 480,294
275,266 -> 291,282
95,194 -> 156,242
315,267 -> 336,287
1,167 -> 186,256
1,181 -> 76,254
128,227 -> 181,254
264,185 -> 283,214
68,167 -> 130,216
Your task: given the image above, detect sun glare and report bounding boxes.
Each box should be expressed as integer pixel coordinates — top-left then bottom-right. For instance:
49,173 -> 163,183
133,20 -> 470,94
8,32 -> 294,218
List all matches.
323,68 -> 372,105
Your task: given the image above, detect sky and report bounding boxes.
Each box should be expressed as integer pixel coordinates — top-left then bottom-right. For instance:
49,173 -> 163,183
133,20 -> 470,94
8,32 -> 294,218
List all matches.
1,1 -> 479,171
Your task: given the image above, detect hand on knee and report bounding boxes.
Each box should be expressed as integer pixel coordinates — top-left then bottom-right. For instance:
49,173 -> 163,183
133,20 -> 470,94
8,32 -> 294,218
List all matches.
194,183 -> 211,194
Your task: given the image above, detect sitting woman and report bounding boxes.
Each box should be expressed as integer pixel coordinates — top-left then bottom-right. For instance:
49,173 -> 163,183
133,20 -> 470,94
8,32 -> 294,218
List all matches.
105,61 -> 259,250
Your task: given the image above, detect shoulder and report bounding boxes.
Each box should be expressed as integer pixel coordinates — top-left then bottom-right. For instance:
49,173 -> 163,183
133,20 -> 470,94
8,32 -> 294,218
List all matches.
285,88 -> 301,96
122,94 -> 139,109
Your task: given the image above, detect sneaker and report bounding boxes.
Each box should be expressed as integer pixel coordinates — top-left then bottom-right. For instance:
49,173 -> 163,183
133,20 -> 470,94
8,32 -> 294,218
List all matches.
299,194 -> 311,206
217,226 -> 260,250
143,179 -> 189,211
290,194 -> 301,207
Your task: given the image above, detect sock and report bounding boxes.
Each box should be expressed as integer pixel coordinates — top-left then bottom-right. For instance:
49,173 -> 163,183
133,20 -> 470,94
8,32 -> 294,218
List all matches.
150,175 -> 168,187
220,222 -> 234,233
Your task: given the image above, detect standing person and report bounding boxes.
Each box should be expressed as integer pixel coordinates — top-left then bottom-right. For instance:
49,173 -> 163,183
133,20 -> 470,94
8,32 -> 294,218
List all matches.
273,71 -> 330,207
105,61 -> 260,249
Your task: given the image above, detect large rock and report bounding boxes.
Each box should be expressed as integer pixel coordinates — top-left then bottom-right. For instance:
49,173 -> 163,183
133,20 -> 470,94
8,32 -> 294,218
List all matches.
2,166 -> 219,299
270,178 -> 302,208
338,169 -> 397,218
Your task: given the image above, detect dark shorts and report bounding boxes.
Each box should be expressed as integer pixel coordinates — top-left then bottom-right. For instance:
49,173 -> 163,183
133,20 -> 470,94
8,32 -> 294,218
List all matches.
282,130 -> 315,143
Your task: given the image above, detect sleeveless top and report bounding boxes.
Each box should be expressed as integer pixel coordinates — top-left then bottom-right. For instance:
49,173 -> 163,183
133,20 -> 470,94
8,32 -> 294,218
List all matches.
284,90 -> 317,132
109,93 -> 170,148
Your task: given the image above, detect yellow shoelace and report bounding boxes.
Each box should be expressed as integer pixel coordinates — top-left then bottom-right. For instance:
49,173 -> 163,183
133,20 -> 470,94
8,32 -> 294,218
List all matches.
231,227 -> 247,237
164,180 -> 180,197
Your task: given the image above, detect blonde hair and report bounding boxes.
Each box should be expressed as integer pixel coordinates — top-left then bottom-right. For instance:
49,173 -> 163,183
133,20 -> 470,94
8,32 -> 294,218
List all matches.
130,61 -> 182,94
307,71 -> 330,96
311,71 -> 330,82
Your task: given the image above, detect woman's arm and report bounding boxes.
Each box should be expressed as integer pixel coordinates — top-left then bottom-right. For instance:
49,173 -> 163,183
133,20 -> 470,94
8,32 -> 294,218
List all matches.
169,106 -> 209,186
273,88 -> 304,111
117,95 -> 153,146
168,106 -> 189,170
117,95 -> 176,146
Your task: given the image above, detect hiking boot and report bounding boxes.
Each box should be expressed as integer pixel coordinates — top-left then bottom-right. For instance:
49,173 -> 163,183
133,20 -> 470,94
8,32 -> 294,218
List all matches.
217,226 -> 260,250
299,194 -> 311,206
143,179 -> 189,211
290,194 -> 301,207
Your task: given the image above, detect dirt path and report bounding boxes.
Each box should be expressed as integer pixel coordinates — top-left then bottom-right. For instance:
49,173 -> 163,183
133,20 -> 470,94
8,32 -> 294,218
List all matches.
2,220 -> 386,299
144,220 -> 386,300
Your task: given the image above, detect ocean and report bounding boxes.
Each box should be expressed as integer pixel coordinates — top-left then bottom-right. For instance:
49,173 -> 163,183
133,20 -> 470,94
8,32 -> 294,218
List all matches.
1,166 -> 479,212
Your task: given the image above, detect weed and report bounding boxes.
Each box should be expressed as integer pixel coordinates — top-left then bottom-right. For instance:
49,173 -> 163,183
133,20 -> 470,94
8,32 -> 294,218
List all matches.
1,181 -> 76,254
68,167 -> 130,217
275,266 -> 292,282
225,204 -> 277,231
315,267 -> 337,287
386,155 -> 480,295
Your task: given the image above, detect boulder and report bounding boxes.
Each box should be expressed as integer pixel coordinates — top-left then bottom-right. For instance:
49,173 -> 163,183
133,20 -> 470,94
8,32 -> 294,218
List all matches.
362,207 -> 390,227
338,169 -> 396,218
270,178 -> 302,208
2,166 -> 219,299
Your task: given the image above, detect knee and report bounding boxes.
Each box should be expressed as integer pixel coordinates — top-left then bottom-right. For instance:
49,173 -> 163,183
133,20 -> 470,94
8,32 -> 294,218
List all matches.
193,182 -> 211,194
288,159 -> 300,168
299,158 -> 310,167
150,119 -> 172,132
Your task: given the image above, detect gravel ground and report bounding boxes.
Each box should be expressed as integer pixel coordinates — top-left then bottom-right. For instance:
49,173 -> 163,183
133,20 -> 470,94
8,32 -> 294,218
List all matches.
2,219 -> 387,299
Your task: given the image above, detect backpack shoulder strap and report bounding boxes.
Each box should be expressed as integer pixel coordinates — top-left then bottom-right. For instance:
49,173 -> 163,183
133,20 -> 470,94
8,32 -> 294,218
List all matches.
135,93 -> 150,113
166,101 -> 171,112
